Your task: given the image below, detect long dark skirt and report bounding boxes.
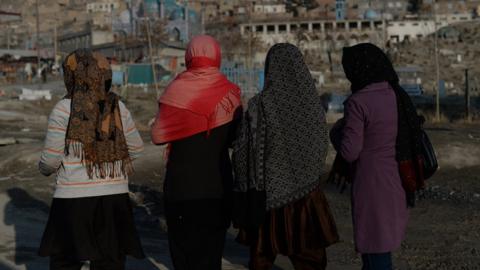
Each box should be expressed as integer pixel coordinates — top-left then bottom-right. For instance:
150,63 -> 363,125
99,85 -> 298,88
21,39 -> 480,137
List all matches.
38,193 -> 145,261
237,187 -> 339,256
165,198 -> 230,270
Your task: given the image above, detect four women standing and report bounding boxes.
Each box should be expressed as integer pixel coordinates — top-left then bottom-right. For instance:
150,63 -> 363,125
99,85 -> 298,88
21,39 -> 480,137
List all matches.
39,37 -> 413,270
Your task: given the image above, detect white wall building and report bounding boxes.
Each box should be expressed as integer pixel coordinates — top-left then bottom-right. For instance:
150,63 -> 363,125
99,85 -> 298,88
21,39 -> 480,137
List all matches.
87,1 -> 120,13
240,19 -> 385,49
435,13 -> 474,24
387,20 -> 449,43
253,4 -> 287,14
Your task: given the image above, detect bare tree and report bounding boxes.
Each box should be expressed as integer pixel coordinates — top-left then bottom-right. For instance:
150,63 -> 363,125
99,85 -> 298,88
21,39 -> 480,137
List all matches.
136,19 -> 169,44
407,0 -> 423,14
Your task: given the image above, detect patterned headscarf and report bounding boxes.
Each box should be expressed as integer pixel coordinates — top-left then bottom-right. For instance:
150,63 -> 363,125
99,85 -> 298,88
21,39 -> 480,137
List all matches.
63,49 -> 132,179
233,43 -> 328,210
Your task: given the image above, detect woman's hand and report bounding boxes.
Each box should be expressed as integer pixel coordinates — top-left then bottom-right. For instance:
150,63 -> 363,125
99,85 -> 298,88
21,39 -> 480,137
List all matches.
327,154 -> 351,193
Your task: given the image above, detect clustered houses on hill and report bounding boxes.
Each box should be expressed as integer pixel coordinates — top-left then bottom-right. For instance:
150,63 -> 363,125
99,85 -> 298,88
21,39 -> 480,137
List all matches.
1,0 -> 480,83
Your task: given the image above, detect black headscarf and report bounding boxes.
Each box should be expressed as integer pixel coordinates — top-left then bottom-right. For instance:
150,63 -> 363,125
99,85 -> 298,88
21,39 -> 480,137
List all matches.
341,43 -> 424,207
233,43 -> 328,211
342,43 -> 399,92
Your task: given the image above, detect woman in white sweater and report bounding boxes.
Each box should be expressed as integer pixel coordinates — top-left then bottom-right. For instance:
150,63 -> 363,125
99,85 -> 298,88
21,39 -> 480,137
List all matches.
38,49 -> 145,270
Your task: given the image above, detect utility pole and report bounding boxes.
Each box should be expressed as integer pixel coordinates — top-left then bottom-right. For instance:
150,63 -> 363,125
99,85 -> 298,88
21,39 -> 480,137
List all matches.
54,21 -> 57,61
465,68 -> 471,122
246,0 -> 253,92
145,19 -> 159,96
433,0 -> 441,122
6,24 -> 10,50
382,0 -> 387,49
160,0 -> 165,19
36,0 -> 41,70
184,0 -> 190,43
201,0 -> 206,34
127,0 -> 135,36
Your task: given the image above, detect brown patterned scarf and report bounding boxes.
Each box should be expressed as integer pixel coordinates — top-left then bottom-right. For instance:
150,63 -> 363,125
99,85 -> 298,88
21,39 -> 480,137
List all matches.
63,49 -> 132,179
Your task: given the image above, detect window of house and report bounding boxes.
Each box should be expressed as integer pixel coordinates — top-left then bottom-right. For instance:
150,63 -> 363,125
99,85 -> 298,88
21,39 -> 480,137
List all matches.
301,23 -> 309,30
267,25 -> 275,33
337,22 -> 345,29
324,22 -> 333,30
256,25 -> 264,32
349,22 -> 358,28
279,24 -> 287,32
290,24 -> 298,31
312,23 -> 321,31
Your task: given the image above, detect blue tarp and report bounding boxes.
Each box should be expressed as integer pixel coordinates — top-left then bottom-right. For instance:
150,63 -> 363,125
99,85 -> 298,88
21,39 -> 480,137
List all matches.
127,64 -> 154,84
112,70 -> 124,86
126,64 -> 171,85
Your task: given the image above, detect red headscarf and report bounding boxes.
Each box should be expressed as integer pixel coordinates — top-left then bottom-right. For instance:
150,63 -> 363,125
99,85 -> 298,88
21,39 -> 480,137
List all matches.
151,35 -> 241,144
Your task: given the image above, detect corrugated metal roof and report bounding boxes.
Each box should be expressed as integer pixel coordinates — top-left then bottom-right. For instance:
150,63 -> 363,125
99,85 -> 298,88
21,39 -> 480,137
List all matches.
0,49 -> 37,58
0,49 -> 54,59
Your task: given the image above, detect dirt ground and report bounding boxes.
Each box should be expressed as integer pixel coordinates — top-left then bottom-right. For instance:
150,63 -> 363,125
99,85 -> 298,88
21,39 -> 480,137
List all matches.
0,83 -> 479,269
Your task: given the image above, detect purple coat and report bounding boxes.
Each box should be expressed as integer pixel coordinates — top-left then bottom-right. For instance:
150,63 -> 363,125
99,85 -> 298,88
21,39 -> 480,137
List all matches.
331,82 -> 408,253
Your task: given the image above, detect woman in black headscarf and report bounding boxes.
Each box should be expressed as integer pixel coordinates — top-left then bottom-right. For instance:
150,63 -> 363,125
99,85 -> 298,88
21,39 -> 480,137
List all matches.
232,43 -> 339,270
330,43 -> 423,270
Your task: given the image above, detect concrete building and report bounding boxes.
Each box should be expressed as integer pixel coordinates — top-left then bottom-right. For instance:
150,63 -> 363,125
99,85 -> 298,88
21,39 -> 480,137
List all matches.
87,1 -> 120,13
336,0 -> 346,20
355,0 -> 409,20
435,13 -> 474,24
253,3 -> 287,14
58,27 -> 115,54
240,19 -> 385,49
387,20 -> 449,43
0,10 -> 22,49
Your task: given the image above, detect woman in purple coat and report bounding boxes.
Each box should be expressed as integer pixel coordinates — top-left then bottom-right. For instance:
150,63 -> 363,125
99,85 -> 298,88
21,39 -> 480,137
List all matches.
330,43 -> 414,269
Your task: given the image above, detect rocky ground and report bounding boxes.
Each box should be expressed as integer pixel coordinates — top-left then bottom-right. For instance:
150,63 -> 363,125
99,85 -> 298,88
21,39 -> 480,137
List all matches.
0,83 -> 479,269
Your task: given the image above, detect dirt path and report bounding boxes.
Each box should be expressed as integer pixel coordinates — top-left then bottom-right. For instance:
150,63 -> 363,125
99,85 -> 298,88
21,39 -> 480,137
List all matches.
0,92 -> 479,269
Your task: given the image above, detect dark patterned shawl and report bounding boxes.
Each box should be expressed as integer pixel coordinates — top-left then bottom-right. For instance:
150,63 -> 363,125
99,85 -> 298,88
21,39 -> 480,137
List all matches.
341,43 -> 423,207
63,49 -> 132,179
233,43 -> 328,210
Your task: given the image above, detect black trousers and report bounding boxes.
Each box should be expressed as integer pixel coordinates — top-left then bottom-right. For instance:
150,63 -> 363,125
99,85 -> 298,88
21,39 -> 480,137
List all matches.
165,199 -> 229,270
361,253 -> 392,270
50,255 -> 126,270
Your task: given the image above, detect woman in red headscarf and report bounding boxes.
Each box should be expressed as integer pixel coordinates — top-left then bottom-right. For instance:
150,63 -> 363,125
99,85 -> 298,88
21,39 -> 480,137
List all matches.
151,35 -> 242,270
